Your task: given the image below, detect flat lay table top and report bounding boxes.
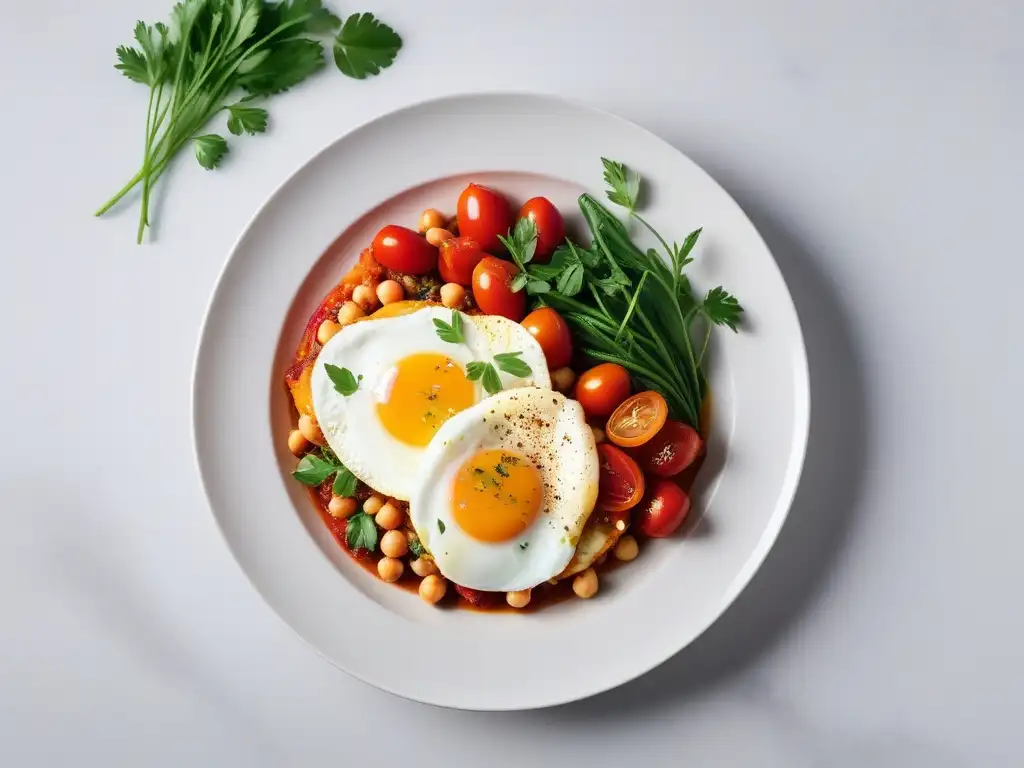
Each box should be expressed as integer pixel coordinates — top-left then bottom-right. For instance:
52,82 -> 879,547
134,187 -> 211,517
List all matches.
1,1 -> 1021,765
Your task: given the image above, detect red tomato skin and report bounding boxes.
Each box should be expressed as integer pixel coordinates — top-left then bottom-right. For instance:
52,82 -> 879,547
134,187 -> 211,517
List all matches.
371,225 -> 438,275
636,480 -> 691,538
632,420 -> 703,477
575,363 -> 632,418
596,443 -> 646,513
438,236 -> 486,285
519,197 -> 565,263
521,307 -> 573,369
457,184 -> 514,254
471,257 -> 526,320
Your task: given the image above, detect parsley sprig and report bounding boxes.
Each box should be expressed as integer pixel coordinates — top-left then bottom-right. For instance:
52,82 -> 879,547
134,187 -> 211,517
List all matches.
499,219 -> 552,296
292,448 -> 358,497
527,158 -> 744,430
433,310 -> 534,395
98,2 -> 402,243
324,363 -> 361,395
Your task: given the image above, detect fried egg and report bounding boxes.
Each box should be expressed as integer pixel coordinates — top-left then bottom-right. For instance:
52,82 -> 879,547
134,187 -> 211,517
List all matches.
408,387 -> 599,592
311,306 -> 550,501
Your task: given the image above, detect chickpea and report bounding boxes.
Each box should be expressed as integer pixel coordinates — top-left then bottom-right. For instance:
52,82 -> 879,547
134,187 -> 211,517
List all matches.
425,227 -> 454,247
376,279 -> 404,306
287,429 -> 309,456
328,496 -> 357,519
591,426 -> 606,444
337,300 -> 365,325
377,557 -> 404,583
614,534 -> 639,562
352,284 -> 378,311
440,282 -> 466,308
551,367 -> 576,393
573,568 -> 599,599
380,529 -> 409,558
419,208 -> 447,233
419,574 -> 447,604
316,318 -> 342,345
375,501 -> 404,531
410,556 -> 438,577
363,494 -> 385,516
297,414 -> 321,444
506,589 -> 532,609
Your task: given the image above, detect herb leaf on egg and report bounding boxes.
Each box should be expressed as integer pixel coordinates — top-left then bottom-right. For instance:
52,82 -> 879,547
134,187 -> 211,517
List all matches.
437,519 -> 446,534
345,512 -> 378,552
465,361 -> 503,395
493,351 -> 533,378
324,363 -> 361,395
433,310 -> 465,344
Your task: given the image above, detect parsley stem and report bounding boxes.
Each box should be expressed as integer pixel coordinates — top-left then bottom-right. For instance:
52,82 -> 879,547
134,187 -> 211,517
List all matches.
631,212 -> 673,265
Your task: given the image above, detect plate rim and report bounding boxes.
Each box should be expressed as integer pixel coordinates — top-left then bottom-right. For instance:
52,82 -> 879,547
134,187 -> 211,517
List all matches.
191,91 -> 810,710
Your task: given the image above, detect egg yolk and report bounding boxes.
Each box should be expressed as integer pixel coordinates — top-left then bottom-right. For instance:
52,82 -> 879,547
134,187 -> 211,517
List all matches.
375,352 -> 475,446
451,449 -> 542,542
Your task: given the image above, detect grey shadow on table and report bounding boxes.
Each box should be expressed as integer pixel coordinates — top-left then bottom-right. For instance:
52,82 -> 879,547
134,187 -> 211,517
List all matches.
519,191 -> 874,719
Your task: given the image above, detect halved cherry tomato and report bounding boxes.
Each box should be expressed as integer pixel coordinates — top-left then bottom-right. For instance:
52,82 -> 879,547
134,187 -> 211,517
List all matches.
596,443 -> 646,513
438,236 -> 485,285
457,184 -> 514,254
519,197 -> 565,263
606,391 -> 668,448
471,256 -> 526,320
521,307 -> 572,369
371,225 -> 437,275
632,420 -> 703,477
636,480 -> 691,538
575,363 -> 632,418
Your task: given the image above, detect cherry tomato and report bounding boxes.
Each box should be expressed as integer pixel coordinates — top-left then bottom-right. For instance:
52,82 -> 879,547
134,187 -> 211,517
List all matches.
438,236 -> 485,285
606,391 -> 669,448
632,420 -> 703,477
519,197 -> 565,263
596,443 -> 646,513
457,184 -> 514,254
371,225 -> 437,275
521,307 -> 573,369
636,480 -> 691,538
574,363 -> 632,418
471,256 -> 526,320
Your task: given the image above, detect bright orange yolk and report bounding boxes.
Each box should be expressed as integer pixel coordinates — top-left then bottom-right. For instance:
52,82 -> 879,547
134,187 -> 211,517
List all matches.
451,449 -> 543,542
375,352 -> 475,446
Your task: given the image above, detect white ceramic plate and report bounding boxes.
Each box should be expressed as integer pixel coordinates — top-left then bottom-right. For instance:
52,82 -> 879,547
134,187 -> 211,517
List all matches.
192,93 -> 809,710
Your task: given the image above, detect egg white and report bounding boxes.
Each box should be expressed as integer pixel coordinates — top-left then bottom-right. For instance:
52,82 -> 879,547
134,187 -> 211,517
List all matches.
409,387 -> 599,592
311,307 -> 551,501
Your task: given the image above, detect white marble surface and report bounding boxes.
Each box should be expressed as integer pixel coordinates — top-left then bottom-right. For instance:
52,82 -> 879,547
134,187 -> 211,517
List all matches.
1,1 -> 1021,765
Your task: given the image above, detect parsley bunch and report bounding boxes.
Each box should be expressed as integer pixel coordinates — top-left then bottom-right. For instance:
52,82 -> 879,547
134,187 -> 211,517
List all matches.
531,159 -> 744,430
96,1 -> 402,242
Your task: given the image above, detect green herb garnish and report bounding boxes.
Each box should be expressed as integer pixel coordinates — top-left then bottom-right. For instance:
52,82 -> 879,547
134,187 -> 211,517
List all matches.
346,512 -> 377,552
433,310 -> 465,344
466,361 -> 503,395
408,538 -> 425,559
437,519 -> 446,534
494,463 -> 510,478
98,1 -> 403,243
292,450 -> 359,498
493,351 -> 533,378
324,363 -> 361,395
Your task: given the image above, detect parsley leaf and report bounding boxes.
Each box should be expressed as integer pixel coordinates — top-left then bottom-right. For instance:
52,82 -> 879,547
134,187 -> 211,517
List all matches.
226,103 -> 269,136
194,134 -> 229,170
601,157 -> 640,212
331,465 -> 358,497
701,287 -> 744,332
493,351 -> 533,378
333,13 -> 402,79
237,38 -> 327,96
260,0 -> 341,36
433,310 -> 465,344
346,512 -> 378,552
292,454 -> 338,486
509,272 -> 529,293
556,262 -> 584,296
437,519 -> 446,534
527,279 -> 551,295
527,247 -> 570,280
324,364 -> 361,395
114,45 -> 151,84
481,364 -> 502,395
498,218 -> 538,273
